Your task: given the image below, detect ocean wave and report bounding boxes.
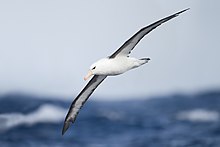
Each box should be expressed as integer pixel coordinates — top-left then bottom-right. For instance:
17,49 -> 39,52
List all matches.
0,104 -> 67,131
98,110 -> 125,121
176,109 -> 219,122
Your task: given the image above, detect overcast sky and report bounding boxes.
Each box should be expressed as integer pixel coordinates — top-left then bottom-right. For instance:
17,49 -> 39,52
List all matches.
0,0 -> 220,100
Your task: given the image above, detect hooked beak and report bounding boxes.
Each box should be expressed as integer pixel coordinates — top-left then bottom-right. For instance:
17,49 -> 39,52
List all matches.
84,70 -> 93,81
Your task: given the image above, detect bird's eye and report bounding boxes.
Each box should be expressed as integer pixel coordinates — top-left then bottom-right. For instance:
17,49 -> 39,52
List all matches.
92,66 -> 96,70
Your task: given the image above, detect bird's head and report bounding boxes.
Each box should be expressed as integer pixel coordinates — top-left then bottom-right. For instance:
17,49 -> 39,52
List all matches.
84,58 -> 108,81
83,65 -> 96,81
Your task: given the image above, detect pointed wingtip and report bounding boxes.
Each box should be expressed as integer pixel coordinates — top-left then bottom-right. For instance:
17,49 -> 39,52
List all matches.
62,121 -> 71,136
183,8 -> 190,11
177,8 -> 190,15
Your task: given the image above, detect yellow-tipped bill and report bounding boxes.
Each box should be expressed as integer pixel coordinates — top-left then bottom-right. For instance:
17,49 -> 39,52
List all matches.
84,70 -> 93,81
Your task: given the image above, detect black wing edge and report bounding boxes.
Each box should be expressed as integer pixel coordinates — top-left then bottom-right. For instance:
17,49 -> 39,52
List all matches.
62,121 -> 71,135
62,75 -> 107,135
109,8 -> 190,59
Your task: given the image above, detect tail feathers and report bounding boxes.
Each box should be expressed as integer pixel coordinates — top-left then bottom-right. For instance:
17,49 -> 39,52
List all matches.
139,57 -> 150,64
62,121 -> 71,135
140,57 -> 150,61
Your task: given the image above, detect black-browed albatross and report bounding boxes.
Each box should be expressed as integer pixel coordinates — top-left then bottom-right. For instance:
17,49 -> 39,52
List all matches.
62,8 -> 189,135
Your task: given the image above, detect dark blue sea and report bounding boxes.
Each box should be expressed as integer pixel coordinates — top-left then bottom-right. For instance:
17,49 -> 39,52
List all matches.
1,91 -> 220,147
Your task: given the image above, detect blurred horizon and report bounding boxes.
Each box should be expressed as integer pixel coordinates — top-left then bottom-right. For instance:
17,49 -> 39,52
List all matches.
1,87 -> 219,102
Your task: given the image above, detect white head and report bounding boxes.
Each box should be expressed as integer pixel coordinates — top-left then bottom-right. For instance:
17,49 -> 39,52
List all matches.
84,58 -> 108,81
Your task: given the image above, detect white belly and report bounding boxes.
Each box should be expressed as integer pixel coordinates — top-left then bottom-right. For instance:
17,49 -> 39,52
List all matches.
96,57 -> 141,76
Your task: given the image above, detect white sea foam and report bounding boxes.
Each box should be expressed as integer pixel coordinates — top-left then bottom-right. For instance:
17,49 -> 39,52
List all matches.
0,104 -> 67,131
177,109 -> 219,122
99,110 -> 124,121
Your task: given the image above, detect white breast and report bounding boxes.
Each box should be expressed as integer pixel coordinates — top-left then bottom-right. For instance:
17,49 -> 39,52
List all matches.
95,57 -> 141,76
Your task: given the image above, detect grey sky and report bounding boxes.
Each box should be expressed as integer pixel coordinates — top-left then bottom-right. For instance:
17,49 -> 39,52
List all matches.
0,0 -> 220,100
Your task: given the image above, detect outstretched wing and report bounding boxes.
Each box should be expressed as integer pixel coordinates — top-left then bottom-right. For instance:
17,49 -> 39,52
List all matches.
62,75 -> 107,135
109,8 -> 189,58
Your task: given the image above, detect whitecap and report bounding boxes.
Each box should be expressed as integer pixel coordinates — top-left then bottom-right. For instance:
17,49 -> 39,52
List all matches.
176,109 -> 219,122
0,104 -> 67,131
99,110 -> 124,121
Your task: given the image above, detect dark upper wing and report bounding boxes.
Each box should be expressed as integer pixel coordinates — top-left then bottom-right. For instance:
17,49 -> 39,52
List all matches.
109,8 -> 189,58
62,75 -> 107,135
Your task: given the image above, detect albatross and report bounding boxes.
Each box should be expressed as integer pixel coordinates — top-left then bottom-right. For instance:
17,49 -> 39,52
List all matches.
62,8 -> 189,135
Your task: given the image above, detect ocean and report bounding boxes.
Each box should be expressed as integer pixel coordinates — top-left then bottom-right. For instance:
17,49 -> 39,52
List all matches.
0,91 -> 220,147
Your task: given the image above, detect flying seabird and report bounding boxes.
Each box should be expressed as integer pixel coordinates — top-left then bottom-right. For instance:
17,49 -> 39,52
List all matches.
62,8 -> 189,135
